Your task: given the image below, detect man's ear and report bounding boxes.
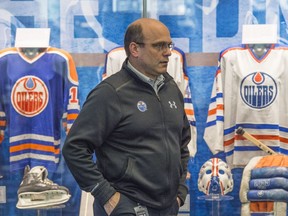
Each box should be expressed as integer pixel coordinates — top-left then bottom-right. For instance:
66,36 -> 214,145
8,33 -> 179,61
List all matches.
129,42 -> 140,57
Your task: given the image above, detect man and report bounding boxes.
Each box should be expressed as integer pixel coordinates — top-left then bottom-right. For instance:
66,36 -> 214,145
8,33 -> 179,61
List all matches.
62,18 -> 191,216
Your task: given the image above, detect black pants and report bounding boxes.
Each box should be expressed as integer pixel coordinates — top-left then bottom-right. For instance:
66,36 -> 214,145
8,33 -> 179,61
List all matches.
93,194 -> 179,216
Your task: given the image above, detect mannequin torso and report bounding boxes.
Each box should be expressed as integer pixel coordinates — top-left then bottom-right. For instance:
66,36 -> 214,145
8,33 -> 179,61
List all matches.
248,44 -> 271,58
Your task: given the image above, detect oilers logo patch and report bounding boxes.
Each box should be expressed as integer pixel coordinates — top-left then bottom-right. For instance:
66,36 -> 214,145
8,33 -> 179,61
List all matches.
137,101 -> 147,112
11,75 -> 49,117
240,72 -> 277,109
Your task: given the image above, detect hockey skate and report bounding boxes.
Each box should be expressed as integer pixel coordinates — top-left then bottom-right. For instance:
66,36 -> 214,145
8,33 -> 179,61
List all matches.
16,165 -> 71,209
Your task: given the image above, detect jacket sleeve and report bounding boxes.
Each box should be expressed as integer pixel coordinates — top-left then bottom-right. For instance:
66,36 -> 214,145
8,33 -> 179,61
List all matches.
62,82 -> 121,206
177,112 -> 191,206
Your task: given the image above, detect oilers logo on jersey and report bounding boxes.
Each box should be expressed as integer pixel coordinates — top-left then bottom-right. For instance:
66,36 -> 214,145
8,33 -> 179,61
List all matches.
204,44 -> 288,167
11,75 -> 49,117
240,72 -> 277,109
0,47 -> 80,172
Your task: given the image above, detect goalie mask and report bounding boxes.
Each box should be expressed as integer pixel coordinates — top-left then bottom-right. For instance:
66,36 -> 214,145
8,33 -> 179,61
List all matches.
198,158 -> 234,195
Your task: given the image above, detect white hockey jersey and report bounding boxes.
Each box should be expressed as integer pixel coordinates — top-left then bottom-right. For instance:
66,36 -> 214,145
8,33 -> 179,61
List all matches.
204,44 -> 288,168
103,46 -> 197,156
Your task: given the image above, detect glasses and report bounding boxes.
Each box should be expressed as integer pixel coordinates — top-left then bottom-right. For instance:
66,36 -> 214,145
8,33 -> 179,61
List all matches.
135,42 -> 175,52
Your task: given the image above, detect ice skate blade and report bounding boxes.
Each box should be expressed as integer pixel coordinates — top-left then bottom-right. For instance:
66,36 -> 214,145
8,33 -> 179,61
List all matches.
16,190 -> 71,209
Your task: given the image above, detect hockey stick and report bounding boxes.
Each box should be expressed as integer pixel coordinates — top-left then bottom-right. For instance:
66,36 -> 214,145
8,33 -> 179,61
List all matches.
236,127 -> 278,155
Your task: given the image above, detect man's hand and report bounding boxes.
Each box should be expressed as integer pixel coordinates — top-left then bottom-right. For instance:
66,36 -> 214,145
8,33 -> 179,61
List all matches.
177,197 -> 181,207
104,192 -> 120,215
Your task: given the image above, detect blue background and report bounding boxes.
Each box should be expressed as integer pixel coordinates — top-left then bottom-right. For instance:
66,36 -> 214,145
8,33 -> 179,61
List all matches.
1,0 -> 288,215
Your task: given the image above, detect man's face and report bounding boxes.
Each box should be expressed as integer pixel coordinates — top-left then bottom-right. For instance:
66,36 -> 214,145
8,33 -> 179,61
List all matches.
135,24 -> 173,79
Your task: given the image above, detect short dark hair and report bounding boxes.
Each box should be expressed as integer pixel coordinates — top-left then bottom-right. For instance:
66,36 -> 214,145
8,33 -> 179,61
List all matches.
124,22 -> 144,57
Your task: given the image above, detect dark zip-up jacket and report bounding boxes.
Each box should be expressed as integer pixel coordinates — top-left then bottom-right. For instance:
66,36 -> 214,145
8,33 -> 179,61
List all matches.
63,60 -> 191,209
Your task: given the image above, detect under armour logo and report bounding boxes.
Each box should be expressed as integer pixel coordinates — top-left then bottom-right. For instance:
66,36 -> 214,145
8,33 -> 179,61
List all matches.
168,101 -> 177,109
